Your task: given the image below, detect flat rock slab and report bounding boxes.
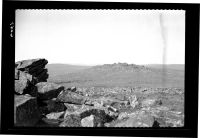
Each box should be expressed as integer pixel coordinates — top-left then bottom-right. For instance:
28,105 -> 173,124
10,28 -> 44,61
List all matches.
57,91 -> 86,105
15,58 -> 48,71
46,111 -> 65,120
14,94 -> 41,126
36,82 -> 64,100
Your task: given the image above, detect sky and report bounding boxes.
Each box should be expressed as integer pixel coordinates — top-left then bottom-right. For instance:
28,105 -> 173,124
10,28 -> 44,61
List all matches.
15,10 -> 185,65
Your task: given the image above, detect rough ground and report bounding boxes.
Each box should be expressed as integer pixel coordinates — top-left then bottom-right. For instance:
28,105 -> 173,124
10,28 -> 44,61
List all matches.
36,87 -> 184,127
15,59 -> 184,127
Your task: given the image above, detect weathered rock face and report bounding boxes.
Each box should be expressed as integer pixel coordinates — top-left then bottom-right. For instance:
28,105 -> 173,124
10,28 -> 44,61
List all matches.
15,71 -> 37,96
14,58 -> 51,127
38,98 -> 66,115
36,82 -> 64,100
57,90 -> 86,105
14,94 -> 41,126
59,114 -> 81,127
81,115 -> 95,127
15,58 -> 48,82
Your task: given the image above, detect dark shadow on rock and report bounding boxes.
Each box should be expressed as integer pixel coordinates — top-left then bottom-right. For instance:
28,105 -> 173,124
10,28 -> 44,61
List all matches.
152,120 -> 160,127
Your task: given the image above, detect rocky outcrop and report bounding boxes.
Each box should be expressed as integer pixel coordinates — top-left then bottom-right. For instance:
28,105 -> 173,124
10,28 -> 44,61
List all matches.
14,58 -> 65,126
14,58 -> 184,128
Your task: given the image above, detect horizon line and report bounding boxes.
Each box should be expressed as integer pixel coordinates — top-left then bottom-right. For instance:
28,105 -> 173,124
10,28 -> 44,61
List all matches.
48,62 -> 185,66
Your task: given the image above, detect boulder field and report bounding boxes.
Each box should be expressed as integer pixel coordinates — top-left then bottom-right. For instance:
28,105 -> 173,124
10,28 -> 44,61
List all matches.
14,58 -> 184,127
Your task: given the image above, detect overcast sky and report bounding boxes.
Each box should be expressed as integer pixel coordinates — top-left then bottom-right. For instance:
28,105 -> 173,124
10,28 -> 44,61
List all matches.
15,10 -> 185,65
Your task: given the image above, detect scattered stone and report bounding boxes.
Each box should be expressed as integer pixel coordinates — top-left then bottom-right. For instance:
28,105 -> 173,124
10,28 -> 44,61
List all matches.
14,94 -> 41,126
36,82 -> 64,100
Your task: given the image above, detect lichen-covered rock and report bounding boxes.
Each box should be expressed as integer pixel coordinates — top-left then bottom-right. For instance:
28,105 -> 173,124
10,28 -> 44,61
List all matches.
14,94 -> 41,126
57,90 -> 86,105
36,82 -> 64,100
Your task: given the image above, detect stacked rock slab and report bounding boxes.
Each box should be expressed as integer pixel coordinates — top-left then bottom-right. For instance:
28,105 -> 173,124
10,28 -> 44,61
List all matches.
14,58 -> 66,126
15,58 -> 48,82
14,59 -> 48,126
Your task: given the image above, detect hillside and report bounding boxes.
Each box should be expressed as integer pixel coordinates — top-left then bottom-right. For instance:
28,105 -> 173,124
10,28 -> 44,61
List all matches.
145,64 -> 184,71
15,59 -> 185,128
47,63 -> 184,88
46,64 -> 91,77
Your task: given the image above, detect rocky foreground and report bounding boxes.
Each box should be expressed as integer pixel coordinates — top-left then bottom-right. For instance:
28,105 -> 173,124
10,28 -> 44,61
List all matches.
14,59 -> 184,127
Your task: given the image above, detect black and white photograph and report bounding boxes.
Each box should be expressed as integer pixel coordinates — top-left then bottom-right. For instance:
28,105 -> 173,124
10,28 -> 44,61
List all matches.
14,9 -> 186,128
